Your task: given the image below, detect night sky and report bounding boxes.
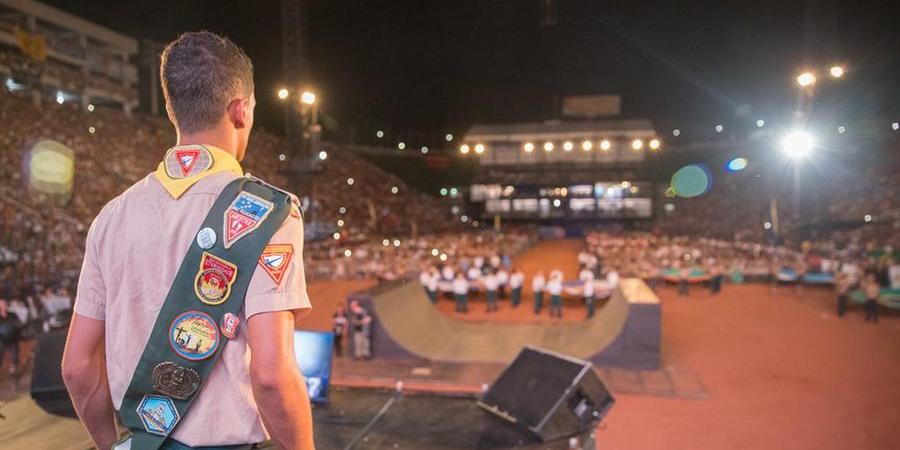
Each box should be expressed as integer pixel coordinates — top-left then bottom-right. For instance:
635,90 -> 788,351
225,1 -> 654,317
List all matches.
43,0 -> 900,146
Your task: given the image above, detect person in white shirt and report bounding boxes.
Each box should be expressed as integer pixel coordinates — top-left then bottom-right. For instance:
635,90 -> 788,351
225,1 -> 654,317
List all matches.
467,266 -> 482,281
483,271 -> 499,312
547,270 -> 564,318
579,265 -> 593,284
583,270 -> 596,319
419,267 -> 432,296
532,271 -> 546,315
473,256 -> 485,270
509,268 -> 525,307
496,268 -> 509,299
606,268 -> 620,289
442,265 -> 455,281
427,268 -> 440,304
453,272 -> 470,313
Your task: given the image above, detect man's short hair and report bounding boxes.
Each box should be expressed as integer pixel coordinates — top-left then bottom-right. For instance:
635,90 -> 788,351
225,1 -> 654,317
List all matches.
160,31 -> 254,133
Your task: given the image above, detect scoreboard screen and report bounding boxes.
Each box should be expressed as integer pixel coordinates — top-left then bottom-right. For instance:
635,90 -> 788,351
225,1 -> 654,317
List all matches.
471,181 -> 653,219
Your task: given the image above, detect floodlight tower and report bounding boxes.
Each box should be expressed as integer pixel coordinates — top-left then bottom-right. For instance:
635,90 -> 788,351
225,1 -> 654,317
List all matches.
281,0 -> 317,220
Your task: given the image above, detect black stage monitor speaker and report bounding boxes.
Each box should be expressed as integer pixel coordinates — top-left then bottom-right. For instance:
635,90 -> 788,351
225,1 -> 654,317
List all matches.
31,327 -> 77,418
477,346 -> 615,442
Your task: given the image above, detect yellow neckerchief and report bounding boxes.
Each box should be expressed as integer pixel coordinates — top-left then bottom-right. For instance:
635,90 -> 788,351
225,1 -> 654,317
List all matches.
154,144 -> 243,199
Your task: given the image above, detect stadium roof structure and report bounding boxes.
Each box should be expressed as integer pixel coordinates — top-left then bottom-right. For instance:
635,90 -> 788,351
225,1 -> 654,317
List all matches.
464,118 -> 655,143
461,118 -> 658,166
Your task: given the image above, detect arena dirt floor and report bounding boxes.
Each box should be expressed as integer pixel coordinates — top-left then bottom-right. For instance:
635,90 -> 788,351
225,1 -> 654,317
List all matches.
1,240 -> 897,449
299,239 -> 900,450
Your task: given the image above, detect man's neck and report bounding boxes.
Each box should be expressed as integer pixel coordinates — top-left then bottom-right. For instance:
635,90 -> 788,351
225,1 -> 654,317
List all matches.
176,130 -> 238,159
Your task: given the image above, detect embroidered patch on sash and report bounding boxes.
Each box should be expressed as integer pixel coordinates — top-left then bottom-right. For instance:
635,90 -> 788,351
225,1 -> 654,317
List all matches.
223,191 -> 274,248
258,244 -> 293,285
137,394 -> 180,436
163,145 -> 213,179
152,362 -> 201,400
220,312 -> 240,339
169,311 -> 220,361
194,252 -> 237,305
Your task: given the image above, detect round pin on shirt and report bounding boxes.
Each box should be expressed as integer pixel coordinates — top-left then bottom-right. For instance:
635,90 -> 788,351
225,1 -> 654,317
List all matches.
196,227 -> 217,249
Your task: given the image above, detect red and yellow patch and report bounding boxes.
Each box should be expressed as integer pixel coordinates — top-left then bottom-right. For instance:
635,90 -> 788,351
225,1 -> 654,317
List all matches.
258,244 -> 293,285
194,252 -> 238,305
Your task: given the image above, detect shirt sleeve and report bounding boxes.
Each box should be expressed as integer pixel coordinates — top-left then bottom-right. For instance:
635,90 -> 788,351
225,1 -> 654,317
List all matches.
73,217 -> 107,320
244,212 -> 312,319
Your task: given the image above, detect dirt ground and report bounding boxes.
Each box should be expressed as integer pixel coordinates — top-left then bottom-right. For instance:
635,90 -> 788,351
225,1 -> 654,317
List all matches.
3,240 -> 897,449
301,240 -> 900,450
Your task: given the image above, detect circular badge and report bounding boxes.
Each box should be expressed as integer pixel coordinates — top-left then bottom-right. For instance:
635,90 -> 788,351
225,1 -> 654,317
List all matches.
196,269 -> 230,305
196,227 -> 216,249
169,311 -> 220,361
152,362 -> 201,400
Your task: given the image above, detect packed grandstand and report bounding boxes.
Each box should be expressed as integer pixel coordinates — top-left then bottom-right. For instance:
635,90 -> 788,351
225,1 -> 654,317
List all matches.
2,83 -> 898,306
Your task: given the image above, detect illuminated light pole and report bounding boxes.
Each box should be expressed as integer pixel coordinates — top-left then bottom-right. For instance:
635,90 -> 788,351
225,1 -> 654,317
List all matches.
781,130 -> 814,159
523,142 -> 534,153
829,65 -> 844,78
796,71 -> 816,87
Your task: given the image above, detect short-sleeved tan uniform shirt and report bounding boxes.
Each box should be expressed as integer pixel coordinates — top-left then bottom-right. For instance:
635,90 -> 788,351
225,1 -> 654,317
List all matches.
74,145 -> 311,446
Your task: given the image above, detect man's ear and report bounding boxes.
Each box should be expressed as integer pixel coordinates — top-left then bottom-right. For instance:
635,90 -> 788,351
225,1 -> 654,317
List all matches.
226,98 -> 248,129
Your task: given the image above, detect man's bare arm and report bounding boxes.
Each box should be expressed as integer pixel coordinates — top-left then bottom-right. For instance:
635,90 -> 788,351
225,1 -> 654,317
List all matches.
248,310 -> 314,450
62,313 -> 118,449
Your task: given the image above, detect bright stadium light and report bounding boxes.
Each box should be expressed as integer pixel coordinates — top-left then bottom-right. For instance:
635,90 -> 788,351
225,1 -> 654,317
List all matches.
339,206 -> 347,214
649,139 -> 661,150
55,91 -> 64,104
474,143 -> 485,154
600,140 -> 611,151
347,177 -> 355,185
333,232 -> 341,240
672,129 -> 680,136
445,133 -> 453,142
756,119 -> 765,128
277,87 -> 289,100
797,71 -> 816,87
398,142 -> 406,150
829,65 -> 844,78
382,239 -> 390,246
892,122 -> 899,131
523,142 -> 534,152
88,126 -> 96,134
421,146 -> 428,154
344,249 -> 352,257
764,222 -> 772,230
87,103 -> 95,112
431,248 -> 439,256
715,124 -> 724,133
300,91 -> 316,105
393,239 -> 401,247
631,139 -> 643,150
563,141 -> 573,151
337,219 -> 345,227
318,150 -> 328,160
581,140 -> 593,151
837,125 -> 846,134
391,186 -> 399,194
781,130 -> 814,159
864,214 -> 872,223
376,130 -> 384,138
543,142 -> 554,152
460,144 -> 470,154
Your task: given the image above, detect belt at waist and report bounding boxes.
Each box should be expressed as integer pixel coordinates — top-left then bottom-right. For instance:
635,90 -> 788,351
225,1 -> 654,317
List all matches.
161,438 -> 270,450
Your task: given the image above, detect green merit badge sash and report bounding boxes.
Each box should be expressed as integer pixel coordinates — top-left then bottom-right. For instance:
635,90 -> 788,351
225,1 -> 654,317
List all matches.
116,176 -> 290,450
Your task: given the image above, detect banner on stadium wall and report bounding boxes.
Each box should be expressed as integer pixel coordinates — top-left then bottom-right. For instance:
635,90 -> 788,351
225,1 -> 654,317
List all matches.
561,95 -> 621,118
15,27 -> 47,62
